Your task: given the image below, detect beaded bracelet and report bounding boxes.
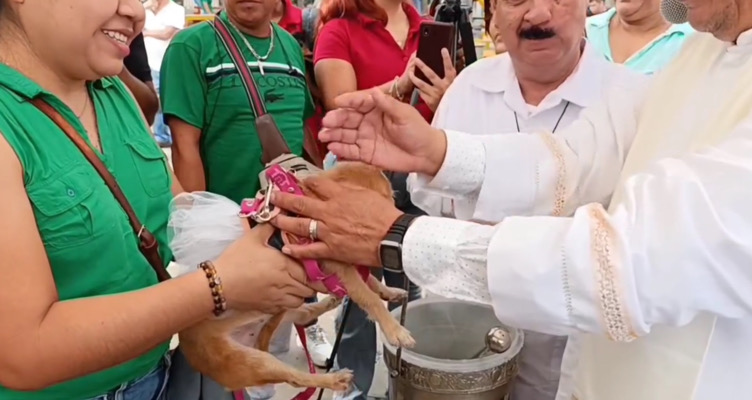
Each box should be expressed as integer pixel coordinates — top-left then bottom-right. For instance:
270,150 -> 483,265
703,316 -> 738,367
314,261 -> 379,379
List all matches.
198,261 -> 227,316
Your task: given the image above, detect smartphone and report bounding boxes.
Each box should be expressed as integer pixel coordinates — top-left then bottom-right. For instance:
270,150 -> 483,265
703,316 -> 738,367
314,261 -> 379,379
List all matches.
415,21 -> 456,84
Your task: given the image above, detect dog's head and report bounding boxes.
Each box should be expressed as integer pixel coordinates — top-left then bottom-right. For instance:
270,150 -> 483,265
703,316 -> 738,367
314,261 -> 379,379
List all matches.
312,162 -> 394,201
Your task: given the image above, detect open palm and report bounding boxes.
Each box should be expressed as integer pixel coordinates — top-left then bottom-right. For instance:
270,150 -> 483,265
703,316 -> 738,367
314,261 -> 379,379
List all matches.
319,89 -> 443,174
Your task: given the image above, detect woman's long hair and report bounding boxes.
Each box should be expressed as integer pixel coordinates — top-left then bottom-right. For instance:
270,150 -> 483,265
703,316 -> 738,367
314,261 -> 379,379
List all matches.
318,0 -> 388,26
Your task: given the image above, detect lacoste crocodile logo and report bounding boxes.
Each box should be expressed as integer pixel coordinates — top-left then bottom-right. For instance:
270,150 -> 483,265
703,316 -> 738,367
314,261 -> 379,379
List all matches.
265,90 -> 285,103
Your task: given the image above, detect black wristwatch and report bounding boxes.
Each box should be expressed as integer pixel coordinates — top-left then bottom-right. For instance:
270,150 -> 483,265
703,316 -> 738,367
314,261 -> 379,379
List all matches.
379,214 -> 420,273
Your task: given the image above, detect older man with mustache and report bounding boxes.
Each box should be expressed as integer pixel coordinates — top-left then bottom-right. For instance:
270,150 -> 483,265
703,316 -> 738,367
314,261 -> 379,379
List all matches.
407,0 -> 644,398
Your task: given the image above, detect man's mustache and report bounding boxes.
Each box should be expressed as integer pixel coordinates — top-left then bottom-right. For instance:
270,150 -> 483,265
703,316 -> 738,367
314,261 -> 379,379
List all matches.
519,27 -> 556,40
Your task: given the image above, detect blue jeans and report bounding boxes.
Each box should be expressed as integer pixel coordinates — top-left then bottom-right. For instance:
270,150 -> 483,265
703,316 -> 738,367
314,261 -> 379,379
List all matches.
150,69 -> 171,146
334,270 -> 421,399
88,355 -> 169,400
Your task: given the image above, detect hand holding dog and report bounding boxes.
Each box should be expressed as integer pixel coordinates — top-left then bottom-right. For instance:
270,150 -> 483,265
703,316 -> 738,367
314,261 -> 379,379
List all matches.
270,176 -> 403,267
213,225 -> 315,314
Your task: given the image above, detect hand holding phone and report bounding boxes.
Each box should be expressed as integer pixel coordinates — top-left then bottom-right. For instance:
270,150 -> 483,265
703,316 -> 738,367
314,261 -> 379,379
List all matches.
415,21 -> 457,82
409,48 -> 457,112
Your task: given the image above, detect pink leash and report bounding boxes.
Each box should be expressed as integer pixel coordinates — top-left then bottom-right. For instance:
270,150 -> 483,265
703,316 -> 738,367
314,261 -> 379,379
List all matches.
239,165 -> 368,400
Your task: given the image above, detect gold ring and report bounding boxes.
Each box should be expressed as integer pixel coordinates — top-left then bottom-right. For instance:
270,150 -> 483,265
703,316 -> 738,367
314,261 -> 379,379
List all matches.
308,219 -> 319,241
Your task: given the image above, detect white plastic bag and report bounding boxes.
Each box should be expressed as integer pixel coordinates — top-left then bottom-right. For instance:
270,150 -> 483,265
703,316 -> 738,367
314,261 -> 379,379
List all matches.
168,192 -> 245,274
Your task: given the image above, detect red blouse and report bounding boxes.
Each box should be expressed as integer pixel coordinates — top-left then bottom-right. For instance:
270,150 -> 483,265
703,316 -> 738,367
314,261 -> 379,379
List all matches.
314,3 -> 434,122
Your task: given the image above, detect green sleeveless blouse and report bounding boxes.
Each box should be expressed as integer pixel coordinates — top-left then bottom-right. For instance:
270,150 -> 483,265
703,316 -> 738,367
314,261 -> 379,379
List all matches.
0,64 -> 172,400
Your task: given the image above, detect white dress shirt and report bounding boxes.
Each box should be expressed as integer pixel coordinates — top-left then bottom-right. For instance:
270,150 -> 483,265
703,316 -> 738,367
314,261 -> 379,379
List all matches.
401,30 -> 752,400
408,44 -> 647,400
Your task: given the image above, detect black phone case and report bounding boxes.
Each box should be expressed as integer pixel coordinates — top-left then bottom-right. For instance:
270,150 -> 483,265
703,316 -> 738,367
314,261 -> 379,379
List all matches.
415,21 -> 456,83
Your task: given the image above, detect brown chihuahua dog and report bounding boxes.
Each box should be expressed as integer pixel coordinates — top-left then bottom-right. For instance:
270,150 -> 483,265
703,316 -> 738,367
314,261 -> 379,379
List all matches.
178,162 -> 416,393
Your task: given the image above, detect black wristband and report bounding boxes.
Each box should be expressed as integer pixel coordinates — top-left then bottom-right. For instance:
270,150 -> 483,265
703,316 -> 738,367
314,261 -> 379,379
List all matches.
379,214 -> 419,272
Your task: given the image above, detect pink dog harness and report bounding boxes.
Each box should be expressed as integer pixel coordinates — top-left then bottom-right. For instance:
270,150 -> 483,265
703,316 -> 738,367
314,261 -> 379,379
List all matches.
240,165 -> 370,297
238,165 -> 368,400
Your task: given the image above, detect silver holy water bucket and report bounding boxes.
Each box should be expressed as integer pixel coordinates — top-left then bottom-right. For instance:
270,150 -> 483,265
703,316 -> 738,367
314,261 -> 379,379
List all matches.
383,298 -> 523,400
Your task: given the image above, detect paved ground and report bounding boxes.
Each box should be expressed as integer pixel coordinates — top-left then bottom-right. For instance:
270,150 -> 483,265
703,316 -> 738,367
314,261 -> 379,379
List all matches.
162,149 -> 389,399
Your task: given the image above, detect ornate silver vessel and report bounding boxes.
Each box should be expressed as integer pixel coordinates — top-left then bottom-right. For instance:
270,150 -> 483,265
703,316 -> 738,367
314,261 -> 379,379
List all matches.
382,297 -> 523,400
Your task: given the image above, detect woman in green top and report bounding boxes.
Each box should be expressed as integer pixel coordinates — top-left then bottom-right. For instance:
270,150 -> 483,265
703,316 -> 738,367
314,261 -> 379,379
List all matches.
0,0 -> 314,399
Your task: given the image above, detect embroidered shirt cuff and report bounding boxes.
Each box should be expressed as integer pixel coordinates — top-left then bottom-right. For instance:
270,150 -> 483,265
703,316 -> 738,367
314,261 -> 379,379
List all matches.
409,130 -> 485,197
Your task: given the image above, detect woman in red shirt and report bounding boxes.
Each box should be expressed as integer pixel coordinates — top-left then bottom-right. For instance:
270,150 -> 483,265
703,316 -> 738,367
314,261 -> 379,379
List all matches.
313,0 -> 454,121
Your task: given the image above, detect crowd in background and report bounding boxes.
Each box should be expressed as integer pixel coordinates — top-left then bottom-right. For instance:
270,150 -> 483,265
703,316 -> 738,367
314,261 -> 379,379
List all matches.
117,0 -> 694,399
0,0 -> 698,397
118,0 -> 695,399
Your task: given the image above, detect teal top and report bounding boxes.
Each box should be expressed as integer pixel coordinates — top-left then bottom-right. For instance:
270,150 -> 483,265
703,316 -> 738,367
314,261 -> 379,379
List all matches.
586,8 -> 694,75
0,64 -> 172,399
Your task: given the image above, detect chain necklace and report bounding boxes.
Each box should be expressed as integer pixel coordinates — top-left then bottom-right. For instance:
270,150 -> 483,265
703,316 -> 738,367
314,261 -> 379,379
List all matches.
229,21 -> 275,75
76,95 -> 89,119
514,101 -> 571,134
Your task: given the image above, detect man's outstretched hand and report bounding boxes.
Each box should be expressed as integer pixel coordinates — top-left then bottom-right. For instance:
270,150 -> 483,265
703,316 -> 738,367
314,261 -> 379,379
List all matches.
319,89 -> 448,176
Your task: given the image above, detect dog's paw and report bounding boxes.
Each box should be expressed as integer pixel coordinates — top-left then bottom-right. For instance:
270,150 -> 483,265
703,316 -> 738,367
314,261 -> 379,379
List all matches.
380,287 -> 408,303
326,369 -> 354,392
383,325 -> 416,348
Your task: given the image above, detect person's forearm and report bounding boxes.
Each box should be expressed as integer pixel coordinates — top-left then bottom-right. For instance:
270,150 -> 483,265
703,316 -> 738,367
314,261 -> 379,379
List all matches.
173,146 -> 207,192
8,270 -> 213,390
119,69 -> 159,126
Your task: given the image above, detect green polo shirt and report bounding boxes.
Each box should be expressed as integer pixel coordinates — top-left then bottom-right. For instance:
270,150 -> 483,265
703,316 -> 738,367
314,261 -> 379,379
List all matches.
0,64 -> 172,400
160,12 -> 314,204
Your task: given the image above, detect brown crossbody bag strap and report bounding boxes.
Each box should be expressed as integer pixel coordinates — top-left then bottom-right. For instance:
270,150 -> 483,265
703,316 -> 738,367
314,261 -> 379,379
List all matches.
30,98 -> 172,282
